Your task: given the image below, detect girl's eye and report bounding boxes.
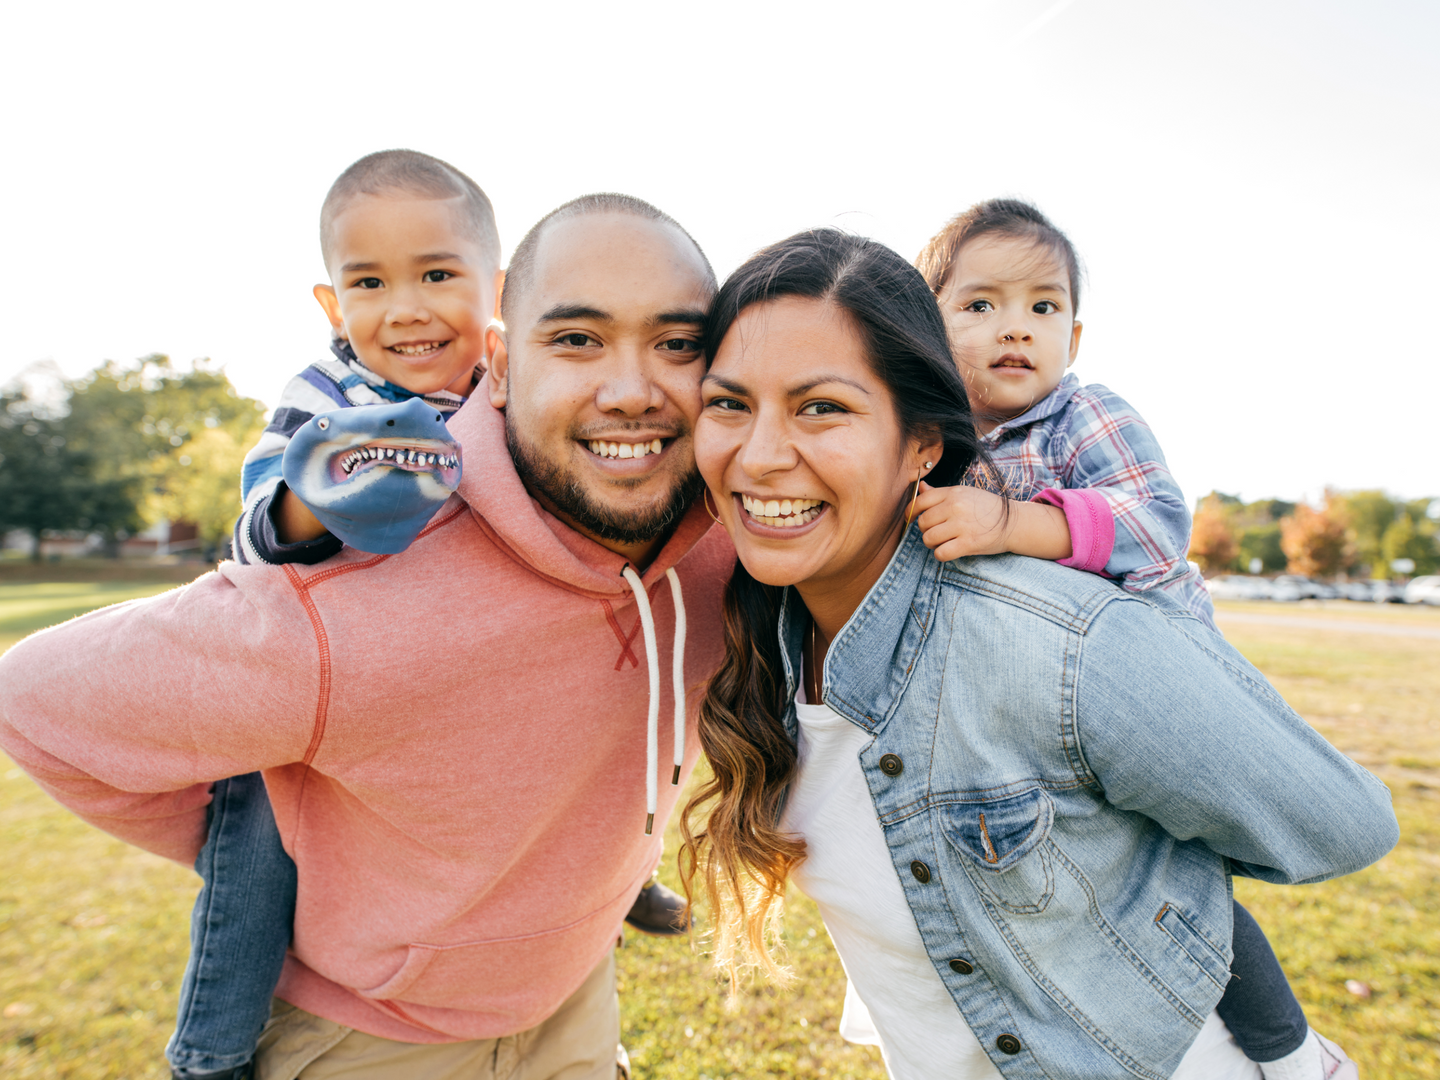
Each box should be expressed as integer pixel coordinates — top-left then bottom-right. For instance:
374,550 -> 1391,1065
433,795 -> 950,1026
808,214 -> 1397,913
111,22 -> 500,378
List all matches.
423,270 -> 453,283
964,299 -> 994,313
356,277 -> 383,290
799,401 -> 845,417
1033,300 -> 1059,314
556,332 -> 594,348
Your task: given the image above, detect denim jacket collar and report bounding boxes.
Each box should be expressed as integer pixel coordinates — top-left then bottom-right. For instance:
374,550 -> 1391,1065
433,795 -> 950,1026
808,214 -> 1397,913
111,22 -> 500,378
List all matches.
776,523 -> 941,741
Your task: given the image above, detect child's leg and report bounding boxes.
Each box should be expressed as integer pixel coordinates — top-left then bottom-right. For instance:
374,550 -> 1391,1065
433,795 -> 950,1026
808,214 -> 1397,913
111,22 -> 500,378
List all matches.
166,773 -> 297,1077
1217,899 -> 1309,1062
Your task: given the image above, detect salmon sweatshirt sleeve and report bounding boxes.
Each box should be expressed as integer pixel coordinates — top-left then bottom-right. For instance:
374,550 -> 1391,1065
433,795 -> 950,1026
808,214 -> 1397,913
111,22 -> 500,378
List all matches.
0,383 -> 734,1044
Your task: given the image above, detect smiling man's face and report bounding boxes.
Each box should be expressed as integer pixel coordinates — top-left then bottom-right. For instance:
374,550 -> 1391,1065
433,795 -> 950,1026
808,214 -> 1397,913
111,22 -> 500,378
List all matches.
487,212 -> 715,566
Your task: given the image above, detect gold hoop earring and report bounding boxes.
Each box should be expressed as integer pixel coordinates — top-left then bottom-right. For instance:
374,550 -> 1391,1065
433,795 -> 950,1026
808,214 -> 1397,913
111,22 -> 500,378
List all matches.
703,488 -> 724,525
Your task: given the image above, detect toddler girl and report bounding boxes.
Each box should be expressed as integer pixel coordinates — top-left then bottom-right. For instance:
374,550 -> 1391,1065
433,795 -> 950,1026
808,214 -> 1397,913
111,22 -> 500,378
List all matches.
907,198 -> 1354,1080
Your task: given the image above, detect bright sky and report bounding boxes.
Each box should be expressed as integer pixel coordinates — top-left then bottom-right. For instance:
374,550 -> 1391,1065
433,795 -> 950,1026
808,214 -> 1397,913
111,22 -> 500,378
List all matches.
3,0 -> 1436,505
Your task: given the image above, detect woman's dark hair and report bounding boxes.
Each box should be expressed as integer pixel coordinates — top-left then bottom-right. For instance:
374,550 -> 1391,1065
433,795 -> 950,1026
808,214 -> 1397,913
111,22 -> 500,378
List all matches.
915,197 -> 1084,314
679,228 -> 983,988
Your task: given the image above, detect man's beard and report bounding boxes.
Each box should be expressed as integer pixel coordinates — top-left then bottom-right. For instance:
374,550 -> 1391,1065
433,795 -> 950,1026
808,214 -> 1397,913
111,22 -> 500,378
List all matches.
506,412 -> 704,547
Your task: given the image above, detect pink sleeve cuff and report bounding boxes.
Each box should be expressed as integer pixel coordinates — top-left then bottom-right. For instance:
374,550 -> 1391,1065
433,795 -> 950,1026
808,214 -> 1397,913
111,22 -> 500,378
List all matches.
1032,488 -> 1115,575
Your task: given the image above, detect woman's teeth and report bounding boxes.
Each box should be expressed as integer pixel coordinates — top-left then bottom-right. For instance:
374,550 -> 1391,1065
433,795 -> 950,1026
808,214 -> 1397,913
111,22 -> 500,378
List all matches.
741,494 -> 824,527
588,439 -> 665,459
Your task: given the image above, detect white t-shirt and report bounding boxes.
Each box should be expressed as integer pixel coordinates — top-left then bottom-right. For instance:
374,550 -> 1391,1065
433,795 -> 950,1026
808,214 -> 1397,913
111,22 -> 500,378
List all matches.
781,696 -> 1261,1080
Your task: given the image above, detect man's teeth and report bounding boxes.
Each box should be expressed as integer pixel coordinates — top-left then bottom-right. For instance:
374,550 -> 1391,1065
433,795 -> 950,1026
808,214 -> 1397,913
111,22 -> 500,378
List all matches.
587,439 -> 665,459
740,494 -> 824,527
340,446 -> 460,475
390,342 -> 444,356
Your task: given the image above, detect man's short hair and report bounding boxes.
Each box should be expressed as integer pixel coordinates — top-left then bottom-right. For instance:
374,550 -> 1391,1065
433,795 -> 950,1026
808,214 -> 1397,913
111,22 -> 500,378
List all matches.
320,149 -> 501,272
500,193 -> 716,324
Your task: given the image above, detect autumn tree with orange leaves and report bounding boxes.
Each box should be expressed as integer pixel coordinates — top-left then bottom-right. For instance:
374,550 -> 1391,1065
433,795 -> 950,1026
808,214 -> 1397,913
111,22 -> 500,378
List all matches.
1280,491 -> 1353,578
1188,494 -> 1240,574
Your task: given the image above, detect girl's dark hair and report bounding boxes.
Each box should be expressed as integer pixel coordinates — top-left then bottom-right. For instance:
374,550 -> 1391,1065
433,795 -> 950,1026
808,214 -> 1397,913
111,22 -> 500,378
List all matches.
679,228 -> 983,987
915,197 -> 1084,314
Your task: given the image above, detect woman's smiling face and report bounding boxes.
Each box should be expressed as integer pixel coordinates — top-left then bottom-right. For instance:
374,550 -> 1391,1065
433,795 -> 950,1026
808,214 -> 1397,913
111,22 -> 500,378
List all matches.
697,296 -> 936,603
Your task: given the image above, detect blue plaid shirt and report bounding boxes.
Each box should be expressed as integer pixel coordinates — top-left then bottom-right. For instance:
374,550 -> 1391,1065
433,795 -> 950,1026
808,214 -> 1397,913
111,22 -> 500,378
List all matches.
965,374 -> 1215,627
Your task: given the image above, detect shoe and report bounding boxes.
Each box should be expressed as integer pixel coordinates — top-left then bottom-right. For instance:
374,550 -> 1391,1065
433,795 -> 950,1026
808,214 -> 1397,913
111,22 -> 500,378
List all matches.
171,1064 -> 255,1080
617,1042 -> 633,1079
1315,1032 -> 1359,1080
623,879 -> 690,936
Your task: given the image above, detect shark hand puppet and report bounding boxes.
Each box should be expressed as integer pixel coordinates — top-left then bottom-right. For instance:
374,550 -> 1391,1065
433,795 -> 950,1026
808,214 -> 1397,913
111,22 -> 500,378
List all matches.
282,397 -> 463,555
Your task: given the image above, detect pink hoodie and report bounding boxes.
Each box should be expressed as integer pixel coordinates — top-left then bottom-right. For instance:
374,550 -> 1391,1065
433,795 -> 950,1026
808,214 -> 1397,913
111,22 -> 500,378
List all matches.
0,390 -> 734,1042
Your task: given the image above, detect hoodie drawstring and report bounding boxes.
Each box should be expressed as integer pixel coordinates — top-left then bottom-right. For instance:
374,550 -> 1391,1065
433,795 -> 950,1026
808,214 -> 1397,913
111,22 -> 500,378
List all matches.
620,566 -> 688,835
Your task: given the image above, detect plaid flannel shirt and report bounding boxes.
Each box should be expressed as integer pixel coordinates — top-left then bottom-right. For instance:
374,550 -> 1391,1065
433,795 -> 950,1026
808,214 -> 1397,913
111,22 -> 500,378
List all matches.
965,374 -> 1215,627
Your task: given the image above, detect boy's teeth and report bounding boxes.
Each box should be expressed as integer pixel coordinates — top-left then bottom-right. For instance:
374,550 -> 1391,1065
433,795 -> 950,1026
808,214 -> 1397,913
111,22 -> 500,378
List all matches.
392,342 -> 443,355
587,438 -> 665,459
739,494 -> 824,527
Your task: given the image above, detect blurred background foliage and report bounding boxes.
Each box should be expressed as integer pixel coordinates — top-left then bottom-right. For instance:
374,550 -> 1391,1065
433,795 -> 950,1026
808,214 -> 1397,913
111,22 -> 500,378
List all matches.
1189,489 -> 1440,579
0,358 -> 266,559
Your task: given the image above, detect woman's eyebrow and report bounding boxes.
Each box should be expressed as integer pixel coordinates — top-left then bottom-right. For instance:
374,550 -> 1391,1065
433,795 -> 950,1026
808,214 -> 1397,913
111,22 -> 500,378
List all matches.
788,376 -> 870,398
702,374 -> 747,394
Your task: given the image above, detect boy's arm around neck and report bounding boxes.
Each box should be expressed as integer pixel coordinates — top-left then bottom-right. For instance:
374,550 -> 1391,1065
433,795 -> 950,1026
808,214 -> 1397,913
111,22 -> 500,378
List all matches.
0,567 -> 324,864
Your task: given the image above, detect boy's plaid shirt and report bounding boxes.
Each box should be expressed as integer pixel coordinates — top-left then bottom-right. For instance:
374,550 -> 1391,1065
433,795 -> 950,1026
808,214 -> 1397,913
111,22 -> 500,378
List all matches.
965,374 -> 1216,627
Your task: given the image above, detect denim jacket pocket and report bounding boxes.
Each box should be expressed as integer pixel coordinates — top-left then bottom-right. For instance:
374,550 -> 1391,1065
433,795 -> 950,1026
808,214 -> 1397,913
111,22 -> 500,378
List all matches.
939,787 -> 1056,914
1153,902 -> 1231,993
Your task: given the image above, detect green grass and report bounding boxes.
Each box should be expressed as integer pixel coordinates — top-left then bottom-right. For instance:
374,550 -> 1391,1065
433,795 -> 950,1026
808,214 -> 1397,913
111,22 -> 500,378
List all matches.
1,580 -> 1436,1076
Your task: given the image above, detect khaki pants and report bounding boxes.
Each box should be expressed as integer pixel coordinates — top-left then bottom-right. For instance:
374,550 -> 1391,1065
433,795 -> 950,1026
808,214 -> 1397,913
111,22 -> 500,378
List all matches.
256,950 -> 626,1080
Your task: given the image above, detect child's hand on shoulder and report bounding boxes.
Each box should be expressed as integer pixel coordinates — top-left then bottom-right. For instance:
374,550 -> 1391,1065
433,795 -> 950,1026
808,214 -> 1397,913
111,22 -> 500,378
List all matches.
910,482 -> 1013,562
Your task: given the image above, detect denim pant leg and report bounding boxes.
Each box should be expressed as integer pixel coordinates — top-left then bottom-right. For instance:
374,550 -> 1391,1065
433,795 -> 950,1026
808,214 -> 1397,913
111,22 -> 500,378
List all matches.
1215,899 -> 1309,1062
166,772 -> 298,1074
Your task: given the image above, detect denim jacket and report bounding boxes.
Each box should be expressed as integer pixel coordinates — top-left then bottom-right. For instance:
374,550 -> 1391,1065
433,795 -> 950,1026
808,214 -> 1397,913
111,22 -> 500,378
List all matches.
777,527 -> 1397,1080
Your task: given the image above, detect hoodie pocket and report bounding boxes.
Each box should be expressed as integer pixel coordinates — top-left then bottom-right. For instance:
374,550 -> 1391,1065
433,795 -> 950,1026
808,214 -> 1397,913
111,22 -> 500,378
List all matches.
939,787 -> 1055,914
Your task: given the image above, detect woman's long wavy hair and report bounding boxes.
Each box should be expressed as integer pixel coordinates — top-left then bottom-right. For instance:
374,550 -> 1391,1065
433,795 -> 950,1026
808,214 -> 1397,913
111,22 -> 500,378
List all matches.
679,229 -> 984,990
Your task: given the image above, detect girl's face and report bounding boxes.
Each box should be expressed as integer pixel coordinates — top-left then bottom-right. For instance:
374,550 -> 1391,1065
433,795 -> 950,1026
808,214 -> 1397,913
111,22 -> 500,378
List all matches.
696,296 -> 937,610
937,235 -> 1082,435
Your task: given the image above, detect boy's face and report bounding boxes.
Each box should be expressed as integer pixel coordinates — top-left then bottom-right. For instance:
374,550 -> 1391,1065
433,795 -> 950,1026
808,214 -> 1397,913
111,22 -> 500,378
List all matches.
315,194 -> 500,397
488,212 -> 713,566
937,235 -> 1083,435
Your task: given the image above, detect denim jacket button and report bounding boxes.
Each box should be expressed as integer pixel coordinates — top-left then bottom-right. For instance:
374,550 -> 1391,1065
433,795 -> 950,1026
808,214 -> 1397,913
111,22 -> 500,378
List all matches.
996,1034 -> 1023,1055
879,753 -> 904,776
910,860 -> 931,883
948,958 -> 973,975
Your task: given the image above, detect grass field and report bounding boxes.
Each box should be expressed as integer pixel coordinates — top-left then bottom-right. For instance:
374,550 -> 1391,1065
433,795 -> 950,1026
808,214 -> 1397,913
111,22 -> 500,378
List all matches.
2,580 -> 1437,1077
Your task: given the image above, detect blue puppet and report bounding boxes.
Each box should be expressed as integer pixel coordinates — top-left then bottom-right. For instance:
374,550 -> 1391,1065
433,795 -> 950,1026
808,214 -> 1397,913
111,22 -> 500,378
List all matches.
281,397 -> 462,554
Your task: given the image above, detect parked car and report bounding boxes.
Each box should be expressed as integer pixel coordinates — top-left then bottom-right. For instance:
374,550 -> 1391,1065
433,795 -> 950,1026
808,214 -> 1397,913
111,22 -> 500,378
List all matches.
1206,575 -> 1273,600
1337,580 -> 1375,602
1270,575 -> 1312,602
1371,580 -> 1405,603
1403,576 -> 1440,605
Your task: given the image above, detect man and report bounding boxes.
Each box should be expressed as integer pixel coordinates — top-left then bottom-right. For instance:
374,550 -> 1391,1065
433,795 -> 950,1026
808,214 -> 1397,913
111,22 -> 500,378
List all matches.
0,194 -> 733,1079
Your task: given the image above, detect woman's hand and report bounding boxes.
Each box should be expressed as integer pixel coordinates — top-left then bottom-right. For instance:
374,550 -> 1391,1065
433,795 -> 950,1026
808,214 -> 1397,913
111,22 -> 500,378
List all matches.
911,482 -> 1073,563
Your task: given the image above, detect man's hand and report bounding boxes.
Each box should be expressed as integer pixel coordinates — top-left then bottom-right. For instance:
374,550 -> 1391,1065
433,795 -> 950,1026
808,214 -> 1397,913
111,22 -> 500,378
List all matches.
911,482 -> 1073,563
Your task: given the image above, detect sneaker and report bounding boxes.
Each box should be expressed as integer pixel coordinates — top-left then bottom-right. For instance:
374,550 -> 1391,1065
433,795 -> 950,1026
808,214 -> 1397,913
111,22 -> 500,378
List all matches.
1315,1032 -> 1359,1080
623,879 -> 690,936
171,1064 -> 255,1080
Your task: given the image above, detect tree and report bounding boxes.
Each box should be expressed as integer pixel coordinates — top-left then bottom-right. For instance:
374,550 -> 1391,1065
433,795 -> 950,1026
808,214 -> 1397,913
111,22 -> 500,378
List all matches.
1188,493 -> 1239,574
0,375 -> 141,558
1280,491 -> 1352,578
1334,490 -> 1400,578
1380,508 -> 1439,577
0,357 -> 267,559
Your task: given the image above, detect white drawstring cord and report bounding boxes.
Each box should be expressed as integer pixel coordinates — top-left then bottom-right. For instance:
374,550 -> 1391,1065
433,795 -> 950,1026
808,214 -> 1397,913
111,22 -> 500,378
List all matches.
621,566 -> 661,835
621,566 -> 689,835
665,568 -> 686,786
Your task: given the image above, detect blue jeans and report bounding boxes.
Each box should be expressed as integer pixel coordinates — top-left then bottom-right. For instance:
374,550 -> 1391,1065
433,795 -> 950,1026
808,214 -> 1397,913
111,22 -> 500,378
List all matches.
1219,899 -> 1310,1062
166,772 -> 297,1075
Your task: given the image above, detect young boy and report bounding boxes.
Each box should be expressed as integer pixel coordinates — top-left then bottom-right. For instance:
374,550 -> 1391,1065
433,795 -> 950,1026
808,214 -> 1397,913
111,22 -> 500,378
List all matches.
169,151 -> 686,1080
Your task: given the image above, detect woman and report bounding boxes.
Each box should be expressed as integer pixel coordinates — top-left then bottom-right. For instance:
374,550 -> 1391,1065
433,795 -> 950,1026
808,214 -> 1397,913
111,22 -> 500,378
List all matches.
679,230 -> 1395,1079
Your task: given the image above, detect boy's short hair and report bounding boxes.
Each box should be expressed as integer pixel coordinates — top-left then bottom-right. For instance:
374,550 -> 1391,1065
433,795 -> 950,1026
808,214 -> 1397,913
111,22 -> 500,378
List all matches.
320,149 -> 500,272
915,198 -> 1084,315
500,193 -> 715,324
